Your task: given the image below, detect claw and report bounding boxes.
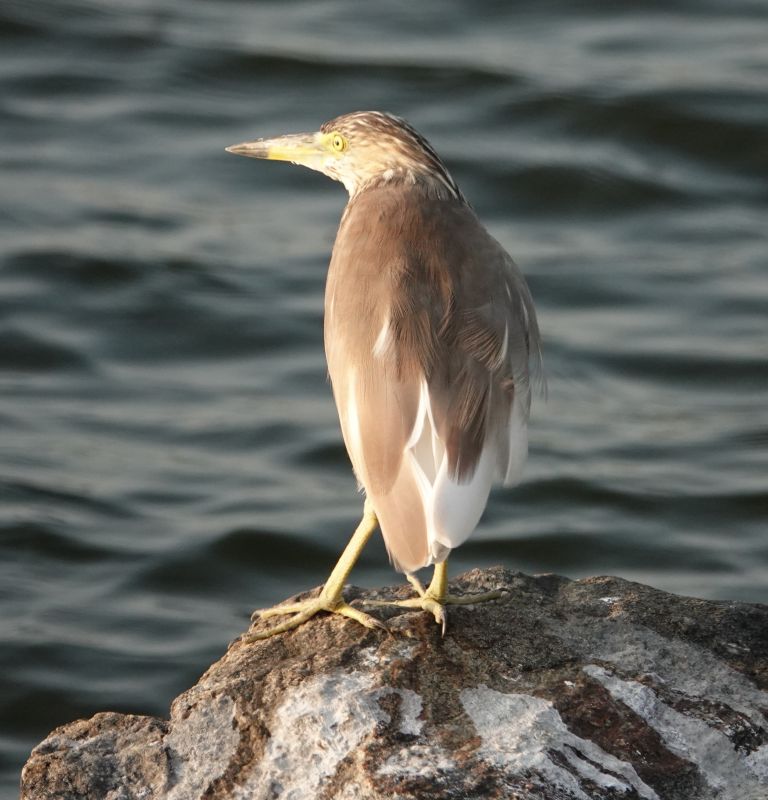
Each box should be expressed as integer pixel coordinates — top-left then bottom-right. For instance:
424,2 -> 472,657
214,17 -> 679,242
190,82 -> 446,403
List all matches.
423,599 -> 447,635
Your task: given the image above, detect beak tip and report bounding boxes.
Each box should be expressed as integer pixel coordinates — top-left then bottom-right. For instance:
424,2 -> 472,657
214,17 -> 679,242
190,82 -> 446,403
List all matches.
225,141 -> 268,158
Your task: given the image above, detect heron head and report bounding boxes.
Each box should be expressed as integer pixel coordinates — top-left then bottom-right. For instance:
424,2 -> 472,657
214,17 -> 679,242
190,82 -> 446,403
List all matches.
226,111 -> 461,200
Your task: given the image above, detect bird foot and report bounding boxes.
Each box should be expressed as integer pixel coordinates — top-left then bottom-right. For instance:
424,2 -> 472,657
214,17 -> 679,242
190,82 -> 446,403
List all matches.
364,579 -> 502,635
244,588 -> 387,641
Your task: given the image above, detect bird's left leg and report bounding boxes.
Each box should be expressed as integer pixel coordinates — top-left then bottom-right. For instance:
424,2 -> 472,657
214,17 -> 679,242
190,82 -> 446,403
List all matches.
366,561 -> 501,634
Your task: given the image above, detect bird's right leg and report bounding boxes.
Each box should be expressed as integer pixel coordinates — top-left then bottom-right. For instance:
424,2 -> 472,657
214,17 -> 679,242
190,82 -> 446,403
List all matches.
244,500 -> 386,641
364,561 -> 501,635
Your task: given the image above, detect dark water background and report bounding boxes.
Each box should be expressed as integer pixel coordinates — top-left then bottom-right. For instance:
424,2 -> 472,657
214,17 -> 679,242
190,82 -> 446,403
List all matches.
2,0 -> 767,794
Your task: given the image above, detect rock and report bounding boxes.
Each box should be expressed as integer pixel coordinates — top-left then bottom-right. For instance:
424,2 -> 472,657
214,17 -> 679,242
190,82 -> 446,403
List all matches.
20,568 -> 768,800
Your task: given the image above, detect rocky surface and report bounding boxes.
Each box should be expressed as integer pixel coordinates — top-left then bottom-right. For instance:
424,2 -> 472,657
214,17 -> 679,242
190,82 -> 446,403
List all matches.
21,568 -> 768,799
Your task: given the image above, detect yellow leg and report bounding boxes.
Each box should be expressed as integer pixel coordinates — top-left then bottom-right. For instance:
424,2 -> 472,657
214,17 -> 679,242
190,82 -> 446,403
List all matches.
245,500 -> 385,641
366,560 -> 501,635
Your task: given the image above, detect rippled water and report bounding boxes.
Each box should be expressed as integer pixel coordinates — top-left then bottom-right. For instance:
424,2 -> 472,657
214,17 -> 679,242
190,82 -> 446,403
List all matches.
2,0 -> 767,794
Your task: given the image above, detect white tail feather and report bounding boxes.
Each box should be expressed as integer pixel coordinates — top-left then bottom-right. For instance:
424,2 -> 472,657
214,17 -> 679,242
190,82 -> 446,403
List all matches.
401,384 -> 526,566
429,442 -> 498,556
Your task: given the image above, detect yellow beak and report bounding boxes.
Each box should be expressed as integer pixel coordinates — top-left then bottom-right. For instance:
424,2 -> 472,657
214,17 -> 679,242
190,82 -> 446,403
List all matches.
225,132 -> 324,164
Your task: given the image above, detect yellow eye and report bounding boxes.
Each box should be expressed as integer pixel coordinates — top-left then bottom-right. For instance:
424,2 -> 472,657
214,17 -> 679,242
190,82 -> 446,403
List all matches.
330,133 -> 347,152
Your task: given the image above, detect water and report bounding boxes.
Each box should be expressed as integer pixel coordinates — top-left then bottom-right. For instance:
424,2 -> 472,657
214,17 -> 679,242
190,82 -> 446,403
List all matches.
1,0 -> 767,794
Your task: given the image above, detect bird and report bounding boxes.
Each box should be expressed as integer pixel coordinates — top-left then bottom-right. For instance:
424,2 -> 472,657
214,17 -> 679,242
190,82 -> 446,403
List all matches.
226,111 -> 542,638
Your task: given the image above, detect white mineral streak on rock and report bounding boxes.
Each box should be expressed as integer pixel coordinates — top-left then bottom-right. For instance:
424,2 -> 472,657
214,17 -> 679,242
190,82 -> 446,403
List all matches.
585,665 -> 768,799
390,686 -> 423,736
460,685 -> 659,799
561,621 -> 768,729
236,670 -> 423,800
166,694 -> 240,800
377,743 -> 456,778
358,638 -> 419,668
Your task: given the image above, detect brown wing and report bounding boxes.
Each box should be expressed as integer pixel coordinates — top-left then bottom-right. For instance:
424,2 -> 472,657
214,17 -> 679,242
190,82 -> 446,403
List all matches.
324,184 -> 541,572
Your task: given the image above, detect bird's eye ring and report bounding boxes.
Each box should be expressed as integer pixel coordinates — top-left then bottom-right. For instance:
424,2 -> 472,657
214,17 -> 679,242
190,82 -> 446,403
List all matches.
331,133 -> 347,153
